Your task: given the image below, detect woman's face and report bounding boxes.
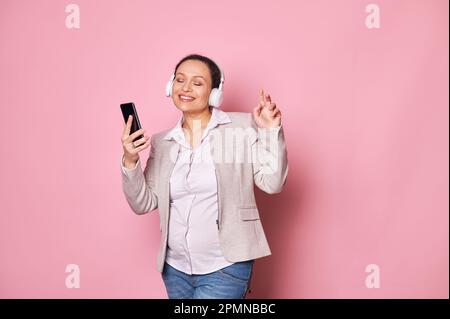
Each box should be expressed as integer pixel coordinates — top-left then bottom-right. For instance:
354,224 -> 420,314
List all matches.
172,59 -> 212,113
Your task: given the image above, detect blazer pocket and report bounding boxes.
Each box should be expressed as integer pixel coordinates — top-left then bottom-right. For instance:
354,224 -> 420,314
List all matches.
239,207 -> 260,221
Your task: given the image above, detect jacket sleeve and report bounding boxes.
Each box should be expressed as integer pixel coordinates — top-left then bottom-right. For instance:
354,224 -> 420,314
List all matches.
251,122 -> 289,194
120,137 -> 159,214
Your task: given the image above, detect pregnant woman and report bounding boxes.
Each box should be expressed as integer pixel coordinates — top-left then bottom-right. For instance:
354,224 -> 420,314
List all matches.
120,53 -> 288,299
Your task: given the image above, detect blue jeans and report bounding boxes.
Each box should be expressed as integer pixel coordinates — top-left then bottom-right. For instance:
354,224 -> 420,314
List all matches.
161,260 -> 254,299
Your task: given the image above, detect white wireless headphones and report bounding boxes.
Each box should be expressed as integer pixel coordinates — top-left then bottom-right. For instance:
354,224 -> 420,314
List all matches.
165,60 -> 225,108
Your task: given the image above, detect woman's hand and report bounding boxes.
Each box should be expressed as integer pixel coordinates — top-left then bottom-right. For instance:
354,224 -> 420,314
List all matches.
121,115 -> 150,166
252,89 -> 282,128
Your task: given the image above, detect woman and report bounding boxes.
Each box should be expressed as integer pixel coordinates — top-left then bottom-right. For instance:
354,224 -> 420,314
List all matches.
120,54 -> 288,299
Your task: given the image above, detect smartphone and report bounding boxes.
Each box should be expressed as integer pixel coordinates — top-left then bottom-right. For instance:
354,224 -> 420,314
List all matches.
120,102 -> 144,142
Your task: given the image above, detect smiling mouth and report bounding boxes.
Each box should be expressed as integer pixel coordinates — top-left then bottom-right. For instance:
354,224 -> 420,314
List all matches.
179,95 -> 195,102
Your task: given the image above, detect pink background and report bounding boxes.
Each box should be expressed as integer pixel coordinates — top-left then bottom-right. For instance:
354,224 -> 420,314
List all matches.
0,0 -> 448,298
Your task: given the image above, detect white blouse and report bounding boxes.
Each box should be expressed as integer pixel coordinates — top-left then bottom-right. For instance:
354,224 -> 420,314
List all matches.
161,107 -> 235,274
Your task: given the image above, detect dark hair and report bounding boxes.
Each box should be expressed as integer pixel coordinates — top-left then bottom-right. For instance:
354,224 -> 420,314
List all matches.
174,54 -> 222,89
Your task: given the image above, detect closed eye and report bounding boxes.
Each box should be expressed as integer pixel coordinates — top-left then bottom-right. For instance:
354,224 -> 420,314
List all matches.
176,79 -> 202,86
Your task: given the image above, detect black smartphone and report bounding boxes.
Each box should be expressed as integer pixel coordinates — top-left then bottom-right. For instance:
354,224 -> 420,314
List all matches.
120,102 -> 144,142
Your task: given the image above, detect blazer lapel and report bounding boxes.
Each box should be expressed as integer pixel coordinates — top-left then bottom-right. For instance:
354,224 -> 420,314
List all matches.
158,140 -> 180,229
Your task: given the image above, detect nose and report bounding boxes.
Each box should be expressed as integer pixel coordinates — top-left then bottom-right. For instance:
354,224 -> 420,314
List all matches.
181,81 -> 192,92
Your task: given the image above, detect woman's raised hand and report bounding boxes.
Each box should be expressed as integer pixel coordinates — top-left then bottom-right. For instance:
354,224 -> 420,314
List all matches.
252,89 -> 282,129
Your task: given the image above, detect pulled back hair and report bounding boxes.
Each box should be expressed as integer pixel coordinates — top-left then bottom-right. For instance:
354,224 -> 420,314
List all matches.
174,54 -> 222,90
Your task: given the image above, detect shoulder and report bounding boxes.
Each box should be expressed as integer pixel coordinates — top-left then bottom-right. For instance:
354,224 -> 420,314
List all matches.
223,111 -> 257,129
149,128 -> 172,146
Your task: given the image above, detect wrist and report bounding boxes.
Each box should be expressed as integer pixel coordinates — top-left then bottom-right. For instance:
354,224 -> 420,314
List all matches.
123,154 -> 139,168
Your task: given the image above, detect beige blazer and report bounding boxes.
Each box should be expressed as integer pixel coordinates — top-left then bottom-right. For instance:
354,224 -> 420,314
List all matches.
121,111 -> 289,273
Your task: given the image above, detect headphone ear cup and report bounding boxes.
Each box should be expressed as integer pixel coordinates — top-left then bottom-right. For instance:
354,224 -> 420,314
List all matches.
165,77 -> 174,97
209,88 -> 223,108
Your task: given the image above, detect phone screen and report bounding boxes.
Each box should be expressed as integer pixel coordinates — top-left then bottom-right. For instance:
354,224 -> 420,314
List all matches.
120,102 -> 144,142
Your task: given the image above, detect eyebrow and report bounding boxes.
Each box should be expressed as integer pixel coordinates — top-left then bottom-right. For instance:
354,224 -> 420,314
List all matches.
175,72 -> 205,80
